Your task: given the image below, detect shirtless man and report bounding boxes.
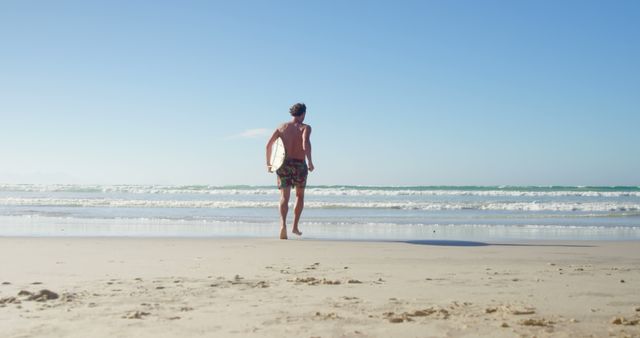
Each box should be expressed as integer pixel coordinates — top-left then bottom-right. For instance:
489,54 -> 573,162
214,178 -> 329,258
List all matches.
266,103 -> 315,239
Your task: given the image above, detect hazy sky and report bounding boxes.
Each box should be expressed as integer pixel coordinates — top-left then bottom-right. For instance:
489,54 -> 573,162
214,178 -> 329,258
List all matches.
1,1 -> 638,186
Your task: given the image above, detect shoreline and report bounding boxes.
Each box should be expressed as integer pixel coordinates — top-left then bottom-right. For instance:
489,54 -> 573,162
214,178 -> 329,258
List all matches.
1,237 -> 639,337
2,214 -> 639,241
3,234 -> 640,242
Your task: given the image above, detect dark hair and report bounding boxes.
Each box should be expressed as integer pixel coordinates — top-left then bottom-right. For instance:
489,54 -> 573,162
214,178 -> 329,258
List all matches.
289,103 -> 306,117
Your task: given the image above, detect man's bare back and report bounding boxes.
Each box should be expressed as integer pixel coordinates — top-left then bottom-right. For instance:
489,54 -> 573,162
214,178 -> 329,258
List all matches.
277,122 -> 308,161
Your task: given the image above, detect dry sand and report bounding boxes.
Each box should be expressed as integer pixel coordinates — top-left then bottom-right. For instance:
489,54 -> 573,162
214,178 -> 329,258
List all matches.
0,237 -> 639,337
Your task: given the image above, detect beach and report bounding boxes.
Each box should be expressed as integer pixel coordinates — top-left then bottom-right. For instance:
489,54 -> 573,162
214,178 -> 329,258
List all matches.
1,237 -> 639,337
3,0 -> 639,336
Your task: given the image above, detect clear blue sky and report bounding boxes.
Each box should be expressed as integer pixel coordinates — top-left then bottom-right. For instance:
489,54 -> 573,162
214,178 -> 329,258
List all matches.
1,1 -> 638,186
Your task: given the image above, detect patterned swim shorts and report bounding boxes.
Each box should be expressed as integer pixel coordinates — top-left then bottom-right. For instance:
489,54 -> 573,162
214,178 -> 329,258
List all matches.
276,158 -> 308,189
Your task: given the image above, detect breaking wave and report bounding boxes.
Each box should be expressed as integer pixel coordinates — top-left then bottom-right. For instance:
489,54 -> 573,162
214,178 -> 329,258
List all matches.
2,197 -> 639,212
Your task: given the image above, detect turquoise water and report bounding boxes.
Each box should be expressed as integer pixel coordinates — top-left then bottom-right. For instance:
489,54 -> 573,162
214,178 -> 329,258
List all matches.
0,184 -> 639,240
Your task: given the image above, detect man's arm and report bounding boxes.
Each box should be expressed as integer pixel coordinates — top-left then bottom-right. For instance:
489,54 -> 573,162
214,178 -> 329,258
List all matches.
303,125 -> 314,172
265,129 -> 280,172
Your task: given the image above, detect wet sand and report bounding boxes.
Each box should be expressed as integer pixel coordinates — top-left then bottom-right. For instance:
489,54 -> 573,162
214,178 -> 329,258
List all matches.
1,237 -> 639,337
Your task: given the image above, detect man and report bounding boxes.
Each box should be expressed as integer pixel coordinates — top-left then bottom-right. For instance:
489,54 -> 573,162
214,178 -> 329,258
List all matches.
266,103 -> 314,240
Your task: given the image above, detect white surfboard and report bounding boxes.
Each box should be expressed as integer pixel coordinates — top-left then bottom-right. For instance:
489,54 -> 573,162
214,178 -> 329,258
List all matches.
269,137 -> 286,172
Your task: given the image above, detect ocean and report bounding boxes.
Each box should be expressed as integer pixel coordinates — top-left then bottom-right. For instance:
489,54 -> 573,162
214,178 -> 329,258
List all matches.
1,184 -> 639,241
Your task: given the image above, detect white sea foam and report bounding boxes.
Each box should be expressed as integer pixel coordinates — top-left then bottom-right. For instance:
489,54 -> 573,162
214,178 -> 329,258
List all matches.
1,184 -> 639,197
1,197 -> 639,212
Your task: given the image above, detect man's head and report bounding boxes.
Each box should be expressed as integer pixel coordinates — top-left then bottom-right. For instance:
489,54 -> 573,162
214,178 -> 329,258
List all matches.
289,103 -> 306,118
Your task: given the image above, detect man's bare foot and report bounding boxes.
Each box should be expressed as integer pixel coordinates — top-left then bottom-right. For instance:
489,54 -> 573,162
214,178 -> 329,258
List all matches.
280,227 -> 288,240
292,228 -> 302,236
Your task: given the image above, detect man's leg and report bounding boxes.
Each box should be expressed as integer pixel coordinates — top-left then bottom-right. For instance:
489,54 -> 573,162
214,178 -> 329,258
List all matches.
292,185 -> 304,236
279,187 -> 291,239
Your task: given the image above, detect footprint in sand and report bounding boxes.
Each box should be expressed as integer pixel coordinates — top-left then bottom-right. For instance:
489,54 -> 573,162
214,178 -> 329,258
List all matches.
254,281 -> 269,288
60,293 -> 76,302
290,276 -> 341,285
383,311 -> 413,323
122,311 -> 150,319
611,317 -> 640,326
499,305 -> 536,315
383,307 -> 451,323
520,318 -> 554,327
314,311 -> 340,320
0,296 -> 21,305
17,290 -> 59,302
